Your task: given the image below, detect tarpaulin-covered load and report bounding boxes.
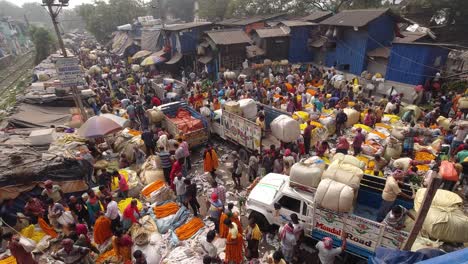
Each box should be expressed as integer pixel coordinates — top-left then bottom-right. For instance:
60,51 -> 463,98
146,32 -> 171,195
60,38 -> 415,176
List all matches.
290,158 -> 325,189
140,156 -> 164,184
401,104 -> 422,119
8,104 -> 71,128
322,160 -> 364,190
368,247 -> 445,264
414,188 -> 468,243
141,28 -> 160,51
238,99 -> 257,120
0,146 -> 90,200
315,179 -> 354,213
111,31 -> 133,55
271,115 -> 301,143
168,109 -> 204,134
343,108 -> 360,127
332,153 -> 366,170
384,137 -> 403,160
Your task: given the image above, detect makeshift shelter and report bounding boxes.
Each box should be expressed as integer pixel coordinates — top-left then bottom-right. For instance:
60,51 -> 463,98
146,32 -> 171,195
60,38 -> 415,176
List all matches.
111,31 -> 133,55
204,29 -> 251,71
8,104 -> 71,128
251,27 -> 289,60
216,13 -> 287,34
141,28 -> 161,51
0,146 -> 91,201
279,20 -> 316,63
300,11 -> 333,23
320,8 -> 402,75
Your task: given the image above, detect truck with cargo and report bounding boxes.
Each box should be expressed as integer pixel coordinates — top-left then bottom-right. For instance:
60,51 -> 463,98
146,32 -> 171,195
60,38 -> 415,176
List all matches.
158,101 -> 209,148
246,172 -> 415,259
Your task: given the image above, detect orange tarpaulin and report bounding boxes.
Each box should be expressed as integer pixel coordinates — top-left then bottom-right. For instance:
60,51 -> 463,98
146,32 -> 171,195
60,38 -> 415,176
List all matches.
142,180 -> 164,197
94,216 -> 113,245
175,217 -> 204,240
153,202 -> 179,218
168,109 -> 204,133
38,217 -> 58,238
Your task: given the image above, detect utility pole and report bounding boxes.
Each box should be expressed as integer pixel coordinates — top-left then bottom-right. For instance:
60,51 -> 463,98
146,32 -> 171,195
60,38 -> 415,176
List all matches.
42,0 -> 88,121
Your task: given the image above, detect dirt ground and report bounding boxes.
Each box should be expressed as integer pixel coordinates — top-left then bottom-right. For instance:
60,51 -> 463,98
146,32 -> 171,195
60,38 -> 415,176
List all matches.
186,138 -> 359,264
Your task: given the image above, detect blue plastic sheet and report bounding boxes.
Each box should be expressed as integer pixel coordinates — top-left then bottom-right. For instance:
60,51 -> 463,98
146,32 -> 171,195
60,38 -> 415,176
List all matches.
368,247 -> 430,264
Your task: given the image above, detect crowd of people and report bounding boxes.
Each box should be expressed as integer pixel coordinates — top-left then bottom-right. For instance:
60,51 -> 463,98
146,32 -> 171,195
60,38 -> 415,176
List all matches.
1,48 -> 467,264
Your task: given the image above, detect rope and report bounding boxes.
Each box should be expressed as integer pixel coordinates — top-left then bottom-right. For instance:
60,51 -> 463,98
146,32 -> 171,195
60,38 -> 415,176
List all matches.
0,218 -> 48,255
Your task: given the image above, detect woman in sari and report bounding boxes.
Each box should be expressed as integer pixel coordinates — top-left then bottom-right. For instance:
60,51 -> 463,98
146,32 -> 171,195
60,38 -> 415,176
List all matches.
122,199 -> 140,231
204,144 -> 219,178
223,218 -> 244,264
85,189 -> 101,226
219,203 -> 242,239
112,229 -> 133,262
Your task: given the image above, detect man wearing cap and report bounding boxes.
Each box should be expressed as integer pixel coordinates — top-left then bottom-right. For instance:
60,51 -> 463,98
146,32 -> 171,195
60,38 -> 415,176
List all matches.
208,193 -> 223,233
41,180 -> 63,203
316,231 -> 347,264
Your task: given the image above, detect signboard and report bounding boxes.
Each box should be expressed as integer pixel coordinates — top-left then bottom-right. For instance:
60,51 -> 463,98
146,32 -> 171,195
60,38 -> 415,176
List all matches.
55,57 -> 83,87
222,111 -> 261,152
381,226 -> 409,249
312,207 -> 408,256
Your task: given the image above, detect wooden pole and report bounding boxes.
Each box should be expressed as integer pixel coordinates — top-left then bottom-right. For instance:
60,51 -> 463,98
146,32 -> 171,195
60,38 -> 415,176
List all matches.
402,170 -> 442,250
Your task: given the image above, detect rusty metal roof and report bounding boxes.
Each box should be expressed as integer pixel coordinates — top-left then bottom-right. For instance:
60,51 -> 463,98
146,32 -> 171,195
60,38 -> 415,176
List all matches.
301,11 -> 333,23
367,47 -> 391,58
164,22 -> 212,31
254,27 -> 289,38
217,13 -> 286,26
320,8 -> 391,27
280,20 -> 316,27
393,31 -> 428,44
205,29 -> 251,45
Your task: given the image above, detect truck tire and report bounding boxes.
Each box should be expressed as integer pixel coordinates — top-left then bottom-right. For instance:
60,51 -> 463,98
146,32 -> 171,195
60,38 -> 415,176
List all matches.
249,211 -> 270,232
239,148 -> 249,164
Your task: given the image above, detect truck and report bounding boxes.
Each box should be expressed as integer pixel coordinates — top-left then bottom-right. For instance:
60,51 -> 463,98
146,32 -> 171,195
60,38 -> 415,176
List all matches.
150,78 -> 186,100
158,101 -> 209,148
246,173 -> 415,259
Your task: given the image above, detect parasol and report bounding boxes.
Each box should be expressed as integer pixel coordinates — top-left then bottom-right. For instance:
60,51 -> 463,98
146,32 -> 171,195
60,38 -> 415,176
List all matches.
100,113 -> 130,128
78,116 -> 123,138
141,54 -> 166,66
132,50 -> 152,60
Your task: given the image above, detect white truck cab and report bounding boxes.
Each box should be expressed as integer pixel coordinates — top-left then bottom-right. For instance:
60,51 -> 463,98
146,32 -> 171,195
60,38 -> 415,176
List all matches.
246,173 -> 411,259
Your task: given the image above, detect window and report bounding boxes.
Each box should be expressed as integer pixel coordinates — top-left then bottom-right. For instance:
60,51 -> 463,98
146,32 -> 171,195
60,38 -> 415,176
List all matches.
278,195 -> 301,213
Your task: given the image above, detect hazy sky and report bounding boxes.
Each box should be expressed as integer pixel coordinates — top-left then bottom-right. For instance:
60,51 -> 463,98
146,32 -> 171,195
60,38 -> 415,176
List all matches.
4,0 -> 98,8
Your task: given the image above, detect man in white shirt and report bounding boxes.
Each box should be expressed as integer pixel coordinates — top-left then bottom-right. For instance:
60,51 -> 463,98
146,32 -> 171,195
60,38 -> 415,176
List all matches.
173,173 -> 186,203
316,231 -> 346,264
105,196 -> 120,231
385,100 -> 396,114
201,230 -> 219,261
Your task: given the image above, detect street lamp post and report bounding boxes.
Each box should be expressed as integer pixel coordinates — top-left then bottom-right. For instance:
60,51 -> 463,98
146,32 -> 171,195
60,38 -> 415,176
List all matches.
42,0 -> 88,121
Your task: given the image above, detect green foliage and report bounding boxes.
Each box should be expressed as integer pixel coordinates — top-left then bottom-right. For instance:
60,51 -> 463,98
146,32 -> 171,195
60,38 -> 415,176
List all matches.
77,0 -> 148,44
199,0 -> 230,20
29,26 -> 56,64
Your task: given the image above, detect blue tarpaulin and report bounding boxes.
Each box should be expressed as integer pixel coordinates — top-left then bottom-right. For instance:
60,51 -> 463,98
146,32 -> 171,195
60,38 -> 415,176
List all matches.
368,247 -> 446,264
417,248 -> 468,264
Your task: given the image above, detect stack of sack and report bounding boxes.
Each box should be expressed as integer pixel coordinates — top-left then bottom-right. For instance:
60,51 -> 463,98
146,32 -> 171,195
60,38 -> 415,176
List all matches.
343,108 -> 360,127
414,189 -> 468,243
290,156 -> 326,189
315,154 -> 364,212
271,115 -> 301,143
224,101 -> 242,115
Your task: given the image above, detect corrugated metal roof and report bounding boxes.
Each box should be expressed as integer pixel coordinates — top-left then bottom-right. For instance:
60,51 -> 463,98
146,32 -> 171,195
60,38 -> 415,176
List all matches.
164,22 -> 212,31
254,27 -> 289,38
393,31 -> 428,44
367,47 -> 391,58
281,20 -> 316,27
301,11 -> 333,22
218,13 -> 286,26
206,29 -> 251,45
320,8 -> 390,27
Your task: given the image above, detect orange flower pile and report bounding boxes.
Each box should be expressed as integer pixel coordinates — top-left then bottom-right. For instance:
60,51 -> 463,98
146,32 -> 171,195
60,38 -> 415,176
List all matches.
153,202 -> 179,218
175,217 -> 204,240
142,180 -> 164,197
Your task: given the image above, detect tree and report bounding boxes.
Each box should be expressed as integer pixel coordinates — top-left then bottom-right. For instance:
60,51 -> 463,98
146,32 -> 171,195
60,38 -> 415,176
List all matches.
199,0 -> 230,20
29,26 -> 56,64
77,0 -> 148,44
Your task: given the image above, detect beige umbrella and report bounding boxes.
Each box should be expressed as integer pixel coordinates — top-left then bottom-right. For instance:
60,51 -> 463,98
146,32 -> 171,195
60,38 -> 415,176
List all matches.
132,50 -> 152,60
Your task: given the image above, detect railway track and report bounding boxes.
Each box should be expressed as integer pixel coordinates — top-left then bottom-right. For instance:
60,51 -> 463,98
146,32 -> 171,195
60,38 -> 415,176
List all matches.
0,52 -> 34,98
